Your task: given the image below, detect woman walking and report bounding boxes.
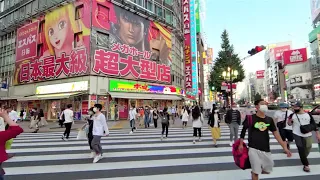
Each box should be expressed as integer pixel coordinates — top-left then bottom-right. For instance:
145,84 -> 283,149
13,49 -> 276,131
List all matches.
181,106 -> 189,128
85,107 -> 95,158
39,109 -> 48,127
192,106 -> 204,144
208,104 -> 221,147
161,107 -> 170,141
152,107 -> 159,128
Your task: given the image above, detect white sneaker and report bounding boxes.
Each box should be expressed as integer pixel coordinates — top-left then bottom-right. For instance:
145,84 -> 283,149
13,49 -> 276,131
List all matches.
129,131 -> 133,134
90,152 -> 95,158
229,141 -> 233,146
93,154 -> 102,163
193,140 -> 196,144
199,138 -> 202,142
161,135 -> 163,141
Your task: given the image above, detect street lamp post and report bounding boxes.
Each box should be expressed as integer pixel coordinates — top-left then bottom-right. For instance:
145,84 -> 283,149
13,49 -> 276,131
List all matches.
222,67 -> 238,107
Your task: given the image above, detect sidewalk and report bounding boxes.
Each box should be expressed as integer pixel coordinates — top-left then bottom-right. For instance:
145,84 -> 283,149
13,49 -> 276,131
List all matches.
18,117 -> 217,133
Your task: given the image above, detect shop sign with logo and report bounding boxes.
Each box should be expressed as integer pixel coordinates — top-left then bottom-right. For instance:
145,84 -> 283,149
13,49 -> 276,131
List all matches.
109,79 -> 184,96
282,48 -> 308,66
36,81 -> 88,95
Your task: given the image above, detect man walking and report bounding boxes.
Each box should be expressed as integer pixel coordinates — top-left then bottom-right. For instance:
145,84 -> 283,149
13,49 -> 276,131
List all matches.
239,99 -> 291,180
61,104 -> 74,141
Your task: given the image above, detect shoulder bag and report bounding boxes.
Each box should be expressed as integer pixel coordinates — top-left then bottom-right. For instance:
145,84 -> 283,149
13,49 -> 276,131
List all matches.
295,114 -> 316,134
277,111 -> 288,129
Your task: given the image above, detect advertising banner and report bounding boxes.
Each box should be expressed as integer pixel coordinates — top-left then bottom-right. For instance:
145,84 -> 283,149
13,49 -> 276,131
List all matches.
273,45 -> 291,60
109,79 -> 184,95
311,0 -> 320,22
16,21 -> 39,62
206,48 -> 213,63
256,70 -> 265,79
14,1 -> 91,85
282,48 -> 308,66
289,72 -> 312,87
91,0 -> 172,84
190,0 -> 198,97
195,0 -> 200,33
183,0 -> 193,99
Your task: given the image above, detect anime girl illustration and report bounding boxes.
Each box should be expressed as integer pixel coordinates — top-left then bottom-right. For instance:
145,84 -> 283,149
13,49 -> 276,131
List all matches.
43,3 -> 90,57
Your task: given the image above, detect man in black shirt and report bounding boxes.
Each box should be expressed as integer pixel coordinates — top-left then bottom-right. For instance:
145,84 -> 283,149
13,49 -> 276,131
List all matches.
239,99 -> 291,180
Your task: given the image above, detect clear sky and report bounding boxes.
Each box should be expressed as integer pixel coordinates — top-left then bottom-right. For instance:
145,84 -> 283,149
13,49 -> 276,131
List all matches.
204,0 -> 312,60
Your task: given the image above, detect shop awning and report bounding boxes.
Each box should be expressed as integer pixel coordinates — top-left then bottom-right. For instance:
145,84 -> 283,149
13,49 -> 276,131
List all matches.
0,96 -> 23,100
109,92 -> 182,100
17,92 -> 83,101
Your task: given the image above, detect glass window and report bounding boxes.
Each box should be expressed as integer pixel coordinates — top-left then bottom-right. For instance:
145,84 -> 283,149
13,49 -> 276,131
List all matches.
74,32 -> 82,48
0,1 -> 4,12
75,4 -> 84,20
146,0 -> 152,11
165,10 -> 172,24
96,31 -> 109,48
155,5 -> 162,16
164,0 -> 172,5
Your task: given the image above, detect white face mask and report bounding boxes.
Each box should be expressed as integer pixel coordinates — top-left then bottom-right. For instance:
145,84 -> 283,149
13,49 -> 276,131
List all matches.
259,105 -> 268,113
88,111 -> 94,115
93,107 -> 98,112
281,108 -> 287,112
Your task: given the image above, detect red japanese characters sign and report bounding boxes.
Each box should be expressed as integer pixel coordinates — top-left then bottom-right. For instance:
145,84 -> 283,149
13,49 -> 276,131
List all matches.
16,21 -> 39,62
273,45 -> 290,60
19,48 -> 88,82
282,48 -> 307,66
183,0 -> 192,97
256,70 -> 265,79
93,43 -> 171,84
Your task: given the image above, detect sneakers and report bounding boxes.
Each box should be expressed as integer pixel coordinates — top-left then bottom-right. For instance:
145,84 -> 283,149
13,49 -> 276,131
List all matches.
161,135 -> 163,141
199,138 -> 202,142
129,131 -> 133,134
90,152 -> 96,158
229,141 -> 233,147
93,154 -> 103,163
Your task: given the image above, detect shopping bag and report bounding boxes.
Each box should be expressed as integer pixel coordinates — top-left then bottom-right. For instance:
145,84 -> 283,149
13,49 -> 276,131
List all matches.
5,139 -> 13,150
77,130 -> 87,140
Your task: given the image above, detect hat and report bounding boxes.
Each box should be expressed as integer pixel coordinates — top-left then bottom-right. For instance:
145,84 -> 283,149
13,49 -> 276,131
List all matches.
293,101 -> 303,107
279,103 -> 289,108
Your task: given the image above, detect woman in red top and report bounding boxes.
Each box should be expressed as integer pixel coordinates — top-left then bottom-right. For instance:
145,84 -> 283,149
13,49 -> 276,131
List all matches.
0,108 -> 23,180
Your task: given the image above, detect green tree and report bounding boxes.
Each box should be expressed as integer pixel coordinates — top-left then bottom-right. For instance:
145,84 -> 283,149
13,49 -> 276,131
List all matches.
208,30 -> 245,92
254,92 -> 262,101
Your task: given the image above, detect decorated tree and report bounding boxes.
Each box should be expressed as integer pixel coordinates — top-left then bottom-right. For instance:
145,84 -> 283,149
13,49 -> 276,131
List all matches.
208,30 -> 245,92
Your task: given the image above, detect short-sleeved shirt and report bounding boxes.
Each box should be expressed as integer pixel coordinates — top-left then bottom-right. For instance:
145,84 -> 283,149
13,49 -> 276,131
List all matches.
240,114 -> 277,152
273,110 -> 293,130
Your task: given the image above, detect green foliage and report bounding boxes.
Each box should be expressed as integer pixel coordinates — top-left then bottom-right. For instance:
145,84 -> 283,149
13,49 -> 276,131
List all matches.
254,93 -> 262,101
208,30 -> 245,92
237,98 -> 245,105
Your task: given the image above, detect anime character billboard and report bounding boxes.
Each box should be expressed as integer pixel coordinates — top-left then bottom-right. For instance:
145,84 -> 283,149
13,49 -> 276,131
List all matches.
92,0 -> 172,84
14,0 -> 91,85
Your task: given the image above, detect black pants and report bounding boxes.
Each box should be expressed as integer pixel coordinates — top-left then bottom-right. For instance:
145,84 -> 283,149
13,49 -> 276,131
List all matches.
63,122 -> 72,139
59,120 -> 64,127
279,128 -> 294,142
154,118 -> 158,128
293,134 -> 312,166
88,133 -> 93,150
162,123 -> 169,137
182,122 -> 187,127
193,127 -> 201,137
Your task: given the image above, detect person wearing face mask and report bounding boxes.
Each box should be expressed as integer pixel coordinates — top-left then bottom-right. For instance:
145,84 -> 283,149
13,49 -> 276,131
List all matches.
91,104 -> 109,163
239,99 -> 291,180
287,101 -> 320,172
273,103 -> 293,150
128,105 -> 137,134
225,105 -> 241,146
86,107 -> 95,158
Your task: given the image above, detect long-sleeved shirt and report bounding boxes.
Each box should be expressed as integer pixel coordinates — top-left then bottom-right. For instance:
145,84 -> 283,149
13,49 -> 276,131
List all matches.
93,113 -> 109,136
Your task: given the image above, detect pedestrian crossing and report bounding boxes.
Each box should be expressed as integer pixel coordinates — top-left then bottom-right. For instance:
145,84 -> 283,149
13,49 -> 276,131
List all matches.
3,126 -> 320,180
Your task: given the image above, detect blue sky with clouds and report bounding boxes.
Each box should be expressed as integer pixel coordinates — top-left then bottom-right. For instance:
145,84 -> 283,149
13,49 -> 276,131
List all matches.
204,0 -> 312,60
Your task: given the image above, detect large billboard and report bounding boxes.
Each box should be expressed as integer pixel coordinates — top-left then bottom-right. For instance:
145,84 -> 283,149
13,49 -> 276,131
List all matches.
190,0 -> 198,97
273,45 -> 291,60
311,0 -> 320,22
14,1 -> 91,85
256,70 -> 265,79
183,0 -> 193,98
91,1 -> 172,84
282,48 -> 308,66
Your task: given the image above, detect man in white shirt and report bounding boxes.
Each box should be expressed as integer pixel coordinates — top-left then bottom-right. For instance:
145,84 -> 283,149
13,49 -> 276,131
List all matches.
273,102 -> 293,150
62,104 -> 74,141
129,105 -> 137,134
5,106 -> 18,122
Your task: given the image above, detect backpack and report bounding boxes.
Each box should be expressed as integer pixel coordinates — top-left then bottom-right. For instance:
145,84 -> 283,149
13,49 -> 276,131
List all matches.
232,115 -> 253,170
161,112 -> 169,124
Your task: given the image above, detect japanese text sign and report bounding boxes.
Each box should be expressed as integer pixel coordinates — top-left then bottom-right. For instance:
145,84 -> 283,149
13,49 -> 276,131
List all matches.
16,21 -> 39,62
273,45 -> 290,60
282,48 -> 308,66
256,70 -> 265,79
93,43 -> 171,84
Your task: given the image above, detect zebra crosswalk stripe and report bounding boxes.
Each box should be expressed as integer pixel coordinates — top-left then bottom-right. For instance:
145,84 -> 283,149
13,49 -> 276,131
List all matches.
4,126 -> 320,180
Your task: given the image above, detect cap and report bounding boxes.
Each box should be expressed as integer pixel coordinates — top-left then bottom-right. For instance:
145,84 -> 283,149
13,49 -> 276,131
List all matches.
293,101 -> 303,107
279,103 -> 289,108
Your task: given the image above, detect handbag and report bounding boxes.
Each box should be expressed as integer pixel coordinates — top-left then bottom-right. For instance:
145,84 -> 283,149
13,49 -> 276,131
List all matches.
296,114 -> 316,134
77,130 -> 87,140
5,139 -> 13,150
277,111 -> 288,129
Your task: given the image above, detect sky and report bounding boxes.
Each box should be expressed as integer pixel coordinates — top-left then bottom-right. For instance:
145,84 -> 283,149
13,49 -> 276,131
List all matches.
203,0 -> 313,98
203,0 -> 312,60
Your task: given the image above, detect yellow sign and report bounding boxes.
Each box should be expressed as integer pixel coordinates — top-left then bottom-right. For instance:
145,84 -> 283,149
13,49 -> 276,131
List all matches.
36,81 -> 88,95
209,91 -> 213,101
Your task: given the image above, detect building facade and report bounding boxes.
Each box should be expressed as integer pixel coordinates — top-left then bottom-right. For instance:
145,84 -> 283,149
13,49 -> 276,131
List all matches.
0,0 -> 185,120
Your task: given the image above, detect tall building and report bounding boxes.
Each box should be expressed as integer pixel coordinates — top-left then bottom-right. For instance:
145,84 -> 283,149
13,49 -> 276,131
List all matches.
0,0 -> 185,121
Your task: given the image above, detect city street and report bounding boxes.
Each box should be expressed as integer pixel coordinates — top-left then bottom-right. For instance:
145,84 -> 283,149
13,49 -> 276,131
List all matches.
3,124 -> 320,180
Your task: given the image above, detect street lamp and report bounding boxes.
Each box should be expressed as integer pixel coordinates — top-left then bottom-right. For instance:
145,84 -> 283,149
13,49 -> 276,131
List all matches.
222,67 -> 238,107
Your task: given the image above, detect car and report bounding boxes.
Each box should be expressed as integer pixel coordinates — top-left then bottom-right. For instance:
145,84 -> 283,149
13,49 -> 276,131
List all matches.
310,105 -> 320,125
303,104 -> 314,113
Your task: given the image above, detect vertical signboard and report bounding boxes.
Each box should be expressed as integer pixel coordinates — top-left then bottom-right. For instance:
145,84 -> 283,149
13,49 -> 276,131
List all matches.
190,0 -> 198,97
16,21 -> 39,62
195,0 -> 200,33
183,0 -> 193,99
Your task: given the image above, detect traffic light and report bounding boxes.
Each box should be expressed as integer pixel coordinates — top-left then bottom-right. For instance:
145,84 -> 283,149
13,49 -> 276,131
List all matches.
248,45 -> 266,56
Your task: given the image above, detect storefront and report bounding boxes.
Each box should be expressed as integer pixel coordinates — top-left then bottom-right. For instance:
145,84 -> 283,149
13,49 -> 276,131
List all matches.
107,79 -> 185,120
16,81 -> 89,121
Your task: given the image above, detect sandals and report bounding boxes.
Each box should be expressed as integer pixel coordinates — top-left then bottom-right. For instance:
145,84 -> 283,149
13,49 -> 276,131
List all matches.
303,166 -> 310,172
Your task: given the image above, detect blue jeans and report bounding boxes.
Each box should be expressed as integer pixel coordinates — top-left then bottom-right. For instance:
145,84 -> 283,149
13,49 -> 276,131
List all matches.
0,175 -> 4,180
144,116 -> 150,128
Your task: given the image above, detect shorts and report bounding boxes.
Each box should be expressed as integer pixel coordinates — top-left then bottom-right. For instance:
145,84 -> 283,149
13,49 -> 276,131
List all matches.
249,148 -> 274,174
